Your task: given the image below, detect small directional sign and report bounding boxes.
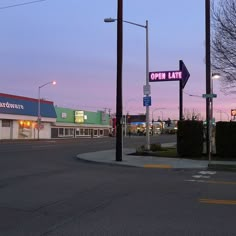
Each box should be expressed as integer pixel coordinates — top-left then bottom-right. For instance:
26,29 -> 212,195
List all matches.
143,85 -> 151,95
202,93 -> 217,98
143,96 -> 151,107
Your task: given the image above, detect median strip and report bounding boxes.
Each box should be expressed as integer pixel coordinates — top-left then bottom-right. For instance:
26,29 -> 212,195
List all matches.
199,198 -> 236,205
144,164 -> 172,169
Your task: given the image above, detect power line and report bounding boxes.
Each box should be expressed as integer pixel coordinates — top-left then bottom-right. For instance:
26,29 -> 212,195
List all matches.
0,0 -> 47,10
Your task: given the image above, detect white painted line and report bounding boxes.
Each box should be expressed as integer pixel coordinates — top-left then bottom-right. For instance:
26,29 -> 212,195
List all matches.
199,171 -> 216,175
192,175 -> 203,178
201,175 -> 210,178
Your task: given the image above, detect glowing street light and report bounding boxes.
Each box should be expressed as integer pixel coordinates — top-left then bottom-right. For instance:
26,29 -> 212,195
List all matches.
37,81 -> 56,139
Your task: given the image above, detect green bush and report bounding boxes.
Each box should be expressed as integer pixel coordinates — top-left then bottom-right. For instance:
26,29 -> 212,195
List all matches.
150,143 -> 163,152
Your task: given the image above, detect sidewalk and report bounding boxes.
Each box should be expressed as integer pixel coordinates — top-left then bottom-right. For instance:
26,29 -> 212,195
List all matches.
77,143 -> 236,170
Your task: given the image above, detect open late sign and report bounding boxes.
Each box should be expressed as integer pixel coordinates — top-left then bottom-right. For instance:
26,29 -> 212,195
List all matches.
149,60 -> 190,89
149,71 -> 182,82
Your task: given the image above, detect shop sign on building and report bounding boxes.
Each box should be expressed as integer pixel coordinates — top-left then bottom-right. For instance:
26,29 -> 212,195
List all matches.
61,112 -> 67,118
0,93 -> 56,118
75,110 -> 84,123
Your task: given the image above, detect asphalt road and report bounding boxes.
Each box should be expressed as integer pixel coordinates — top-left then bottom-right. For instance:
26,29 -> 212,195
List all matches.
0,135 -> 236,236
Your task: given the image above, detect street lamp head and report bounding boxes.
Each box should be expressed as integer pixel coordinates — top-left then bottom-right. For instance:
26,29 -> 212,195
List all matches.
39,80 -> 57,89
212,72 -> 221,80
104,17 -> 116,23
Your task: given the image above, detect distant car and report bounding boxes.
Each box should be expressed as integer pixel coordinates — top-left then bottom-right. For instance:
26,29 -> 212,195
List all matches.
164,126 -> 177,134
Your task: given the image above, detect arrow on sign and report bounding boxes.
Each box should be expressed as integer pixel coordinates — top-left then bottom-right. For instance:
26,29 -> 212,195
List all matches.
179,60 -> 190,89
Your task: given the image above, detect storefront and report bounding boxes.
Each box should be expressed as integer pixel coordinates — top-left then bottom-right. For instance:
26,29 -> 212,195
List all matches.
51,107 -> 112,138
0,93 -> 56,140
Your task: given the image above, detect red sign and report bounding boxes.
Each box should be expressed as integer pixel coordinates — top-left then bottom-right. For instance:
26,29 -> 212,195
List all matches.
231,109 -> 236,116
35,124 -> 44,130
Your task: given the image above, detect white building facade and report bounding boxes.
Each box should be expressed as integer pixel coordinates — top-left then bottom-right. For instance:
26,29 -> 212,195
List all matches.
0,93 -> 57,140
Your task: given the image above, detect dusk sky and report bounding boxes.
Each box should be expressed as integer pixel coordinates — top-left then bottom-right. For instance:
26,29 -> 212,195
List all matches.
0,0 -> 233,121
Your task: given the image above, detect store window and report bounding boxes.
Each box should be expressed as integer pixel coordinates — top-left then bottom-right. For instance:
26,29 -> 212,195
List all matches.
70,128 -> 74,136
99,129 -> 104,136
104,129 -> 109,136
18,120 -> 32,139
2,120 -> 11,127
59,128 -> 64,136
80,129 -> 84,135
19,120 -> 32,129
76,128 -> 80,136
65,128 -> 69,136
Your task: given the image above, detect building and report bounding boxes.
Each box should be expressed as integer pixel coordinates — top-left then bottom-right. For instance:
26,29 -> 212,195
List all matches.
52,107 -> 112,138
0,93 -> 112,140
0,93 -> 56,139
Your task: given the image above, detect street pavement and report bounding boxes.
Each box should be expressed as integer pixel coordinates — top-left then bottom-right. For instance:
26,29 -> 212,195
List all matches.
77,142 -> 236,170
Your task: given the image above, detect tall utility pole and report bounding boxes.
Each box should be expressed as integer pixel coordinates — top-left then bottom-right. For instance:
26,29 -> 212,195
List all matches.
205,0 -> 211,161
145,20 -> 150,150
116,0 -> 123,161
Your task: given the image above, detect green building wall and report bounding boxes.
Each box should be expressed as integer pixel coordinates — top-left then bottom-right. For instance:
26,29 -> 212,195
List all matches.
55,107 -> 110,125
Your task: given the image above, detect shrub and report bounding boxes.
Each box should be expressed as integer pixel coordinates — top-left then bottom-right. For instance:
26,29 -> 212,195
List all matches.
150,143 -> 162,152
136,145 -> 146,154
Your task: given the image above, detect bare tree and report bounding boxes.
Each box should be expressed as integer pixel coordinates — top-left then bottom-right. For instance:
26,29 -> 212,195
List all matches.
183,108 -> 202,120
211,0 -> 236,94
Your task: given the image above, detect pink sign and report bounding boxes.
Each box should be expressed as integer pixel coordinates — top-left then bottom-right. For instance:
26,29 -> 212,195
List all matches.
149,71 -> 182,82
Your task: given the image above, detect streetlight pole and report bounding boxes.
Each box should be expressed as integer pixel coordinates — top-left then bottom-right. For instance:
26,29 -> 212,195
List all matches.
145,20 -> 150,150
104,17 -> 150,149
37,81 -> 56,140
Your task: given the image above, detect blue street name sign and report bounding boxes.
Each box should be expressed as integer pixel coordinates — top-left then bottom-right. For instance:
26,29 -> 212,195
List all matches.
143,96 -> 151,107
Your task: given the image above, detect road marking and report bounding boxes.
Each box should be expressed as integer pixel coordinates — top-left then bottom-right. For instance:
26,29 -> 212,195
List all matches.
144,164 -> 172,169
206,180 -> 236,185
192,175 -> 203,178
192,175 -> 210,178
199,198 -> 236,205
199,171 -> 216,175
185,179 -> 205,183
188,171 -> 216,182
